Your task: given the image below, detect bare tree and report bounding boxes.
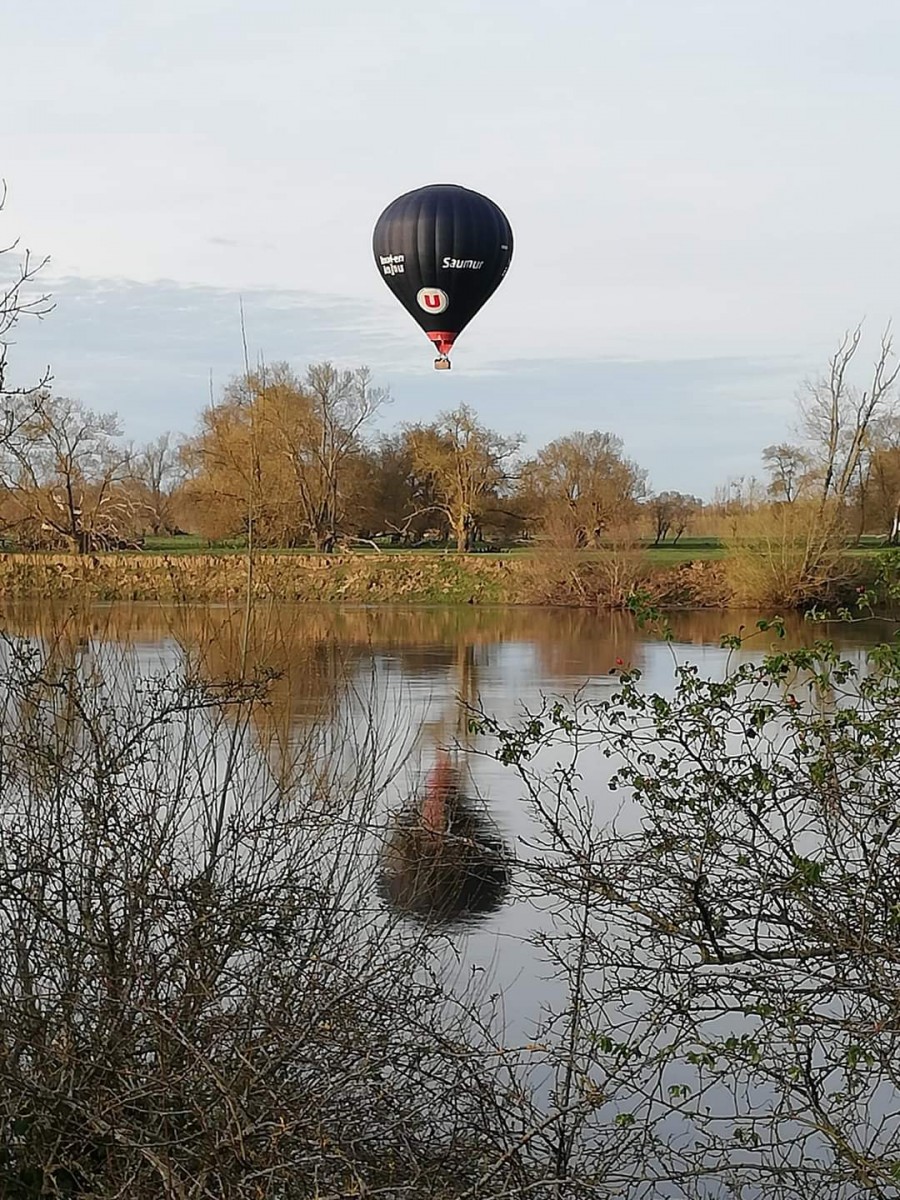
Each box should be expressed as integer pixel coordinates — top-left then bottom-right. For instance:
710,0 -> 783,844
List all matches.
225,362 -> 387,550
761,442 -> 812,503
0,393 -> 135,551
180,362 -> 387,550
800,323 -> 900,509
649,490 -> 702,545
520,430 -> 647,549
290,362 -> 388,551
179,388 -> 268,544
361,432 -> 447,543
405,404 -> 522,552
0,181 -> 53,429
0,626 -> 526,1199
130,431 -> 182,535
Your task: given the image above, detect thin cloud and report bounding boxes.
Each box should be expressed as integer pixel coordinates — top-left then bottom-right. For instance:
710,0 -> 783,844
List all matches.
3,275 -> 810,494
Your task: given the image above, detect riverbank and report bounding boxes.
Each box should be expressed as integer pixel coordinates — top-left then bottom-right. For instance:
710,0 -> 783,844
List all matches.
0,550 -> 873,607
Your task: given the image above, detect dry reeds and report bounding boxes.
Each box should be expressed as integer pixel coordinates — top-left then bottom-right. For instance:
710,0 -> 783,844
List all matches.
722,499 -> 856,606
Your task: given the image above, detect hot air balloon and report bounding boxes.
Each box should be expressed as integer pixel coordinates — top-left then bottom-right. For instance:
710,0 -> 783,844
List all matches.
373,184 -> 513,369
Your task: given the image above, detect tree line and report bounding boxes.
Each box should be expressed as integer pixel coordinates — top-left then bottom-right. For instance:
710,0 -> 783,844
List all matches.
730,325 -> 900,540
5,334 -> 900,555
5,191 -> 900,555
0,362 -> 674,554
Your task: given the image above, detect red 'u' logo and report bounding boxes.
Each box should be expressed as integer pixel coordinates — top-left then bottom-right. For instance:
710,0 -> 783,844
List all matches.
416,287 -> 449,314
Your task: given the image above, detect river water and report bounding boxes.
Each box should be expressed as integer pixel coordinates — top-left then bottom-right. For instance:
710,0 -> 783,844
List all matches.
0,600 -> 888,1043
2,599 -> 895,1194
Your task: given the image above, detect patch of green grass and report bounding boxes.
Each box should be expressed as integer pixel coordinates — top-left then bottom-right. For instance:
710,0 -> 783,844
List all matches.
142,534 -> 246,554
643,545 -> 727,565
137,532 -> 889,565
646,537 -> 723,551
847,541 -> 893,558
140,535 -> 531,557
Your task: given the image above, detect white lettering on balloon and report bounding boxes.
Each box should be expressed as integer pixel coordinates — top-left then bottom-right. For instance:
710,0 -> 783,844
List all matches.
380,254 -> 405,276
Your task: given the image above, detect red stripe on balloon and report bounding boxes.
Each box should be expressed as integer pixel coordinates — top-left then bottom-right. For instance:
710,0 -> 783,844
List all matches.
427,331 -> 458,357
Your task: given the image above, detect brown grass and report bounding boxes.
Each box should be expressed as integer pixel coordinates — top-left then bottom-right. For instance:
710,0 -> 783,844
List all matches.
722,501 -> 858,607
0,545 -> 863,609
0,551 -> 519,605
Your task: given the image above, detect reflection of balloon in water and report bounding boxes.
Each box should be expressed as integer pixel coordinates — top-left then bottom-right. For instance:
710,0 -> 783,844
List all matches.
372,184 -> 514,370
379,751 -> 510,927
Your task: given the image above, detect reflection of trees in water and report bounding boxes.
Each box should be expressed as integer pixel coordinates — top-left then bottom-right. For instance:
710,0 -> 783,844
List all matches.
0,600 -> 640,672
0,604 -> 642,731
165,606 -> 362,724
0,600 -> 884,764
663,608 -> 887,653
0,605 -> 369,802
0,599 -> 888,663
379,751 -> 510,928
526,609 -> 638,679
0,604 -> 513,926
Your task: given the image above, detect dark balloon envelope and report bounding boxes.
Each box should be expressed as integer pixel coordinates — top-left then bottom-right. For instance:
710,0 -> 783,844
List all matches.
372,183 -> 513,369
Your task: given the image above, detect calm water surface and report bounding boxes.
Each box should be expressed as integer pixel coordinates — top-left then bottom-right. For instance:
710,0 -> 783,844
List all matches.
1,601 -> 889,1043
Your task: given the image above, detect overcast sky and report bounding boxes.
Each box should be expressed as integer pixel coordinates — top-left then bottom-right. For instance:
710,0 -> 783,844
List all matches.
3,0 -> 898,496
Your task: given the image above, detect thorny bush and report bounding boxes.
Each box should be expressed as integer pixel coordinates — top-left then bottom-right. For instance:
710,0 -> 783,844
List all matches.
473,612 -> 900,1198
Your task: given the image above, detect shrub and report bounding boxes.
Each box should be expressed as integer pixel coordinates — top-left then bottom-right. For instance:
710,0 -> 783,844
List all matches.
473,618 -> 900,1197
723,499 -> 858,606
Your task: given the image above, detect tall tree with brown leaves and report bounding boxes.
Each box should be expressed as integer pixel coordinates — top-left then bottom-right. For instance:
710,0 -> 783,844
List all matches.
182,362 -> 387,549
519,430 -> 647,548
405,405 -> 521,552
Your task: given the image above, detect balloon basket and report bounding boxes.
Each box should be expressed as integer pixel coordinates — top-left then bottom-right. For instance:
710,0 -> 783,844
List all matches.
434,357 -> 451,371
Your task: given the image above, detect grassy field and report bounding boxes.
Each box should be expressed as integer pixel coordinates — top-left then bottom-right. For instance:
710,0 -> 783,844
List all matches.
141,534 -> 734,559
143,534 -> 891,566
642,539 -> 727,565
141,535 -> 246,554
